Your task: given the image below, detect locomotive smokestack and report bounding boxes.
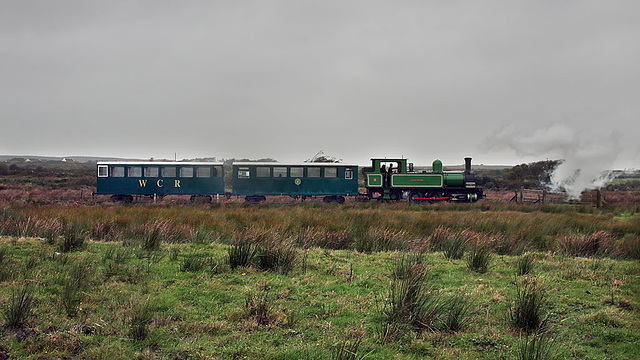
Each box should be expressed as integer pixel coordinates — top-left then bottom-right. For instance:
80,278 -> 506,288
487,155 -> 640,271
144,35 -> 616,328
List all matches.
464,157 -> 472,174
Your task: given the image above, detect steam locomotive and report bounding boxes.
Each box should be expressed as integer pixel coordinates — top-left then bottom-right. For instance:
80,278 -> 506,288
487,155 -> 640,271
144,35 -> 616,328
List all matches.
96,157 -> 484,203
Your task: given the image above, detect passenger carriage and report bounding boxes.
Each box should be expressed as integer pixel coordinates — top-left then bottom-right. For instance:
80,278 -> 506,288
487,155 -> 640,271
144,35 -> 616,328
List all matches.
96,161 -> 224,202
231,162 -> 359,203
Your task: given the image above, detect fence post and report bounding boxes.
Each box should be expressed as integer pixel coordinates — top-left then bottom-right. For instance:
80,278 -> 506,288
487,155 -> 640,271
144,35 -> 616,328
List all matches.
542,189 -> 547,204
596,189 -> 602,208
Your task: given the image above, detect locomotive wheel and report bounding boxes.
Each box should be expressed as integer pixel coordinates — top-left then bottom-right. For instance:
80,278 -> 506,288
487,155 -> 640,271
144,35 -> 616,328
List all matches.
388,190 -> 401,201
409,191 -> 425,203
426,191 -> 442,203
336,196 -> 345,204
323,196 -> 334,203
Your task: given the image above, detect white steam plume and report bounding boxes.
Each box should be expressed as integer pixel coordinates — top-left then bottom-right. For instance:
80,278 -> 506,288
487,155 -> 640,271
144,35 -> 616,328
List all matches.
487,124 -> 621,199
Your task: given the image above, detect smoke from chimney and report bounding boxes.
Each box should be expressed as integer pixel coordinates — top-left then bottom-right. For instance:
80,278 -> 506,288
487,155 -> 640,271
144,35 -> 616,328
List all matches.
486,124 -> 622,199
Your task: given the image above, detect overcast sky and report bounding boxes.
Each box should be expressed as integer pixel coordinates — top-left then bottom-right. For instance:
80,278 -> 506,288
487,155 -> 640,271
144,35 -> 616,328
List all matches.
1,1 -> 639,168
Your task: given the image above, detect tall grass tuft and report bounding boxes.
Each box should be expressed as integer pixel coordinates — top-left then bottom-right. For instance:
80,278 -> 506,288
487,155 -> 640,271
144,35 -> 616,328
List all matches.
379,255 -> 442,342
228,242 -> 255,269
244,283 -> 273,326
515,330 -> 557,360
440,294 -> 470,332
59,220 -> 85,253
60,260 -> 92,317
556,231 -> 617,258
3,283 -> 34,328
443,232 -> 469,260
255,239 -> 298,275
466,245 -> 493,273
509,277 -> 547,333
332,337 -> 369,360
516,253 -> 536,276
129,299 -> 155,342
139,220 -> 172,251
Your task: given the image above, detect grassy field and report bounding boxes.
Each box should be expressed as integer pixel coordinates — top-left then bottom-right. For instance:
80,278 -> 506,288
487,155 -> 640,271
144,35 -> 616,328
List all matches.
0,202 -> 639,359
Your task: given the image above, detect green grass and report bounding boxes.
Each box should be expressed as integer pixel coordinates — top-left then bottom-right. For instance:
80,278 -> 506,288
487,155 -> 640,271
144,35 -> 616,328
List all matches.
0,203 -> 638,359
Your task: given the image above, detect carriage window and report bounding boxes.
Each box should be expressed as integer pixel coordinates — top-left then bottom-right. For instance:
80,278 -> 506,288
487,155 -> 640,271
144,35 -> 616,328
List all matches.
180,167 -> 194,178
196,167 -> 211,178
144,167 -> 159,177
111,167 -> 124,178
162,167 -> 176,177
238,167 -> 250,178
273,167 -> 287,178
213,166 -> 223,177
307,167 -> 321,178
290,167 -> 303,177
98,165 -> 108,178
256,167 -> 271,178
128,167 -> 142,177
345,168 -> 354,180
324,167 -> 338,178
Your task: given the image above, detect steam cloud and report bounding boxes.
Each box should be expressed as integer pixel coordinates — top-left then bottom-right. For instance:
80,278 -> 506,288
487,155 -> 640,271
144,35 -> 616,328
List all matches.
488,124 -> 621,199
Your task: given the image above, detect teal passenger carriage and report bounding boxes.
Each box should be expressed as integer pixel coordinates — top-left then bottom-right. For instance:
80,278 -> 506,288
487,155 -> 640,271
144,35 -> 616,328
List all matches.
96,161 -> 224,202
232,162 -> 358,203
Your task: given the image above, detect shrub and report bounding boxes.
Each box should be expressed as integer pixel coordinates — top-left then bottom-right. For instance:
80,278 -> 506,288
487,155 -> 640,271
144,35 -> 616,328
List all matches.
509,277 -> 547,333
3,284 -> 34,328
466,245 -> 493,273
516,253 -> 536,276
180,252 -> 219,273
